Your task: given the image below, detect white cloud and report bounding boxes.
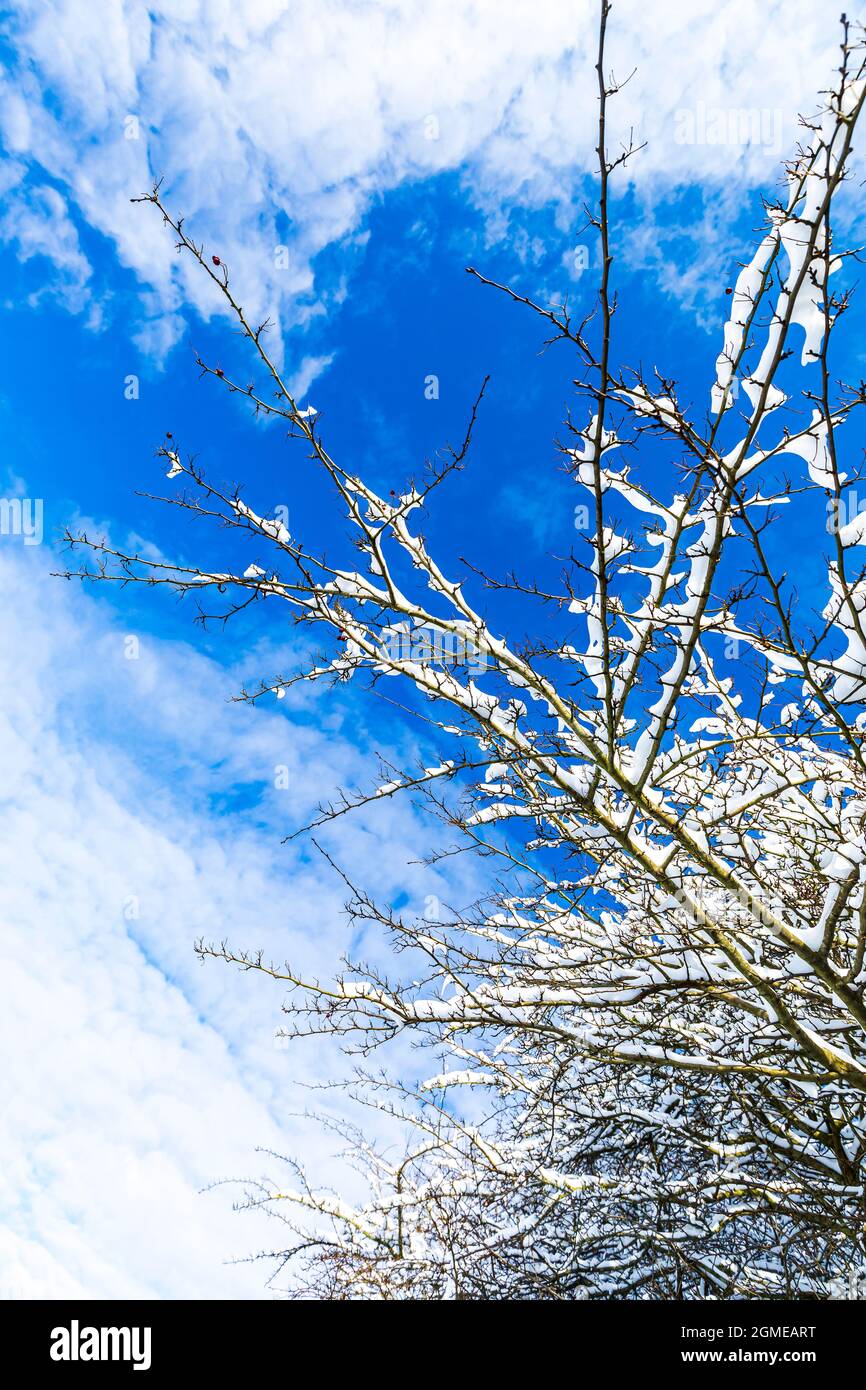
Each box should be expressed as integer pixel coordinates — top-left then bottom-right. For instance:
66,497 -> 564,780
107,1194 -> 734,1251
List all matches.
0,543 -> 470,1297
287,352 -> 334,403
0,0 -> 846,363
0,178 -> 93,315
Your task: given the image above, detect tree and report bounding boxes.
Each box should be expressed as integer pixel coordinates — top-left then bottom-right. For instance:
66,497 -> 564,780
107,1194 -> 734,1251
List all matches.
61,3 -> 866,1298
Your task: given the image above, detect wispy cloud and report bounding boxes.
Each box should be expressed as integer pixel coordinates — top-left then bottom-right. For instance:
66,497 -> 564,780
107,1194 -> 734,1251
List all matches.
0,544 -> 472,1297
0,179 -> 93,316
287,352 -> 334,403
0,0 -> 843,365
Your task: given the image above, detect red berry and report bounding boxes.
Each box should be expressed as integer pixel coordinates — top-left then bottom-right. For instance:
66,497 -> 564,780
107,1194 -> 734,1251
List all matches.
338,631 -> 347,641
212,255 -> 221,266
389,489 -> 396,497
215,367 -> 224,378
725,286 -> 733,294
166,431 -> 173,438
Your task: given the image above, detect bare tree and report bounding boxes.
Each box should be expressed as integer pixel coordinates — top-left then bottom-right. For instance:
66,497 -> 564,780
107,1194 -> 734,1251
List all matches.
60,4 -> 866,1298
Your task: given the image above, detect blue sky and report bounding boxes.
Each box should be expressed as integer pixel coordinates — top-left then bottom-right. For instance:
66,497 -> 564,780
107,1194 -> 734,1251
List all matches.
1,0 -> 863,1298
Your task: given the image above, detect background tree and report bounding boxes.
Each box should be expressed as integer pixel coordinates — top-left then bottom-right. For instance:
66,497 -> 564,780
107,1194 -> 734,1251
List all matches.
61,4 -> 866,1298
